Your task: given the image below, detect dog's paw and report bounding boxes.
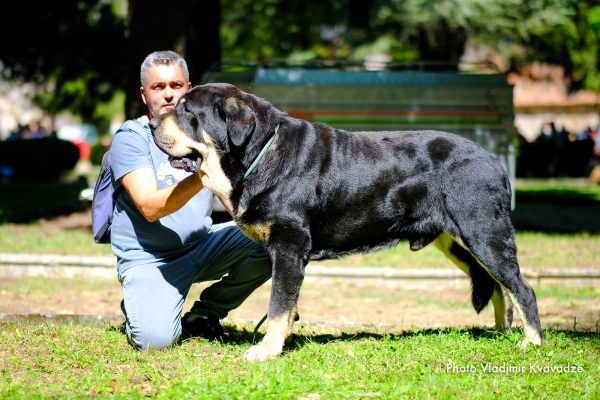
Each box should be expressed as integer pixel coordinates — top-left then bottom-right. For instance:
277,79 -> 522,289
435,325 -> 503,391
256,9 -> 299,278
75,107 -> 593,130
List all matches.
244,344 -> 282,362
519,335 -> 543,348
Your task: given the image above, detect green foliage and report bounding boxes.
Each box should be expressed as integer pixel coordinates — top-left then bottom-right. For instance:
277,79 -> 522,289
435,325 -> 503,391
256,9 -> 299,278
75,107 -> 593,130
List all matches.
90,142 -> 109,166
0,139 -> 80,183
220,0 -> 344,60
0,1 -> 127,122
220,0 -> 600,91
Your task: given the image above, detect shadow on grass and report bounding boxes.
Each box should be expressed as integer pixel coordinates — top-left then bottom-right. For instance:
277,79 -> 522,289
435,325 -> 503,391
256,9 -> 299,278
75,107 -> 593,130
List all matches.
200,325 -> 600,348
512,189 -> 600,234
0,181 -> 89,223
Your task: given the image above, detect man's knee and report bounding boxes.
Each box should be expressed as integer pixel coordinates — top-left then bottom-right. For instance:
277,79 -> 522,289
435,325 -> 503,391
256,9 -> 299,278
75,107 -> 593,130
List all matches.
126,320 -> 182,351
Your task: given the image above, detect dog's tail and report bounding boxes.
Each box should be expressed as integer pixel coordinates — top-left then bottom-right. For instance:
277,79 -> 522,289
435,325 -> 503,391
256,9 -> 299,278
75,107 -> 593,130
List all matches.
449,242 -> 495,313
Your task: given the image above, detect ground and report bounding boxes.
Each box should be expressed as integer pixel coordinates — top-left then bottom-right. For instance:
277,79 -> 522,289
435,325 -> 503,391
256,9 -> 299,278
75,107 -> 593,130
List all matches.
1,210 -> 599,333
2,274 -> 599,333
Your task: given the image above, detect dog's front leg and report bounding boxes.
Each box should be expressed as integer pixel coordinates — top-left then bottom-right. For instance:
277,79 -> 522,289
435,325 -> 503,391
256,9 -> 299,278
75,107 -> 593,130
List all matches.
244,236 -> 308,362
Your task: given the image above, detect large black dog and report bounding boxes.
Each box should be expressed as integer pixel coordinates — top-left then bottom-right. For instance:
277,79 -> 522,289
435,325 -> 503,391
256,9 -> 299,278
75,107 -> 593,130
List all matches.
149,83 -> 543,361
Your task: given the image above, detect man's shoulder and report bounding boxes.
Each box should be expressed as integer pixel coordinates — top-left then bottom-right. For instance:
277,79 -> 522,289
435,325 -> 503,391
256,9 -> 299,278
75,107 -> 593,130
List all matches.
119,116 -> 149,133
115,116 -> 151,143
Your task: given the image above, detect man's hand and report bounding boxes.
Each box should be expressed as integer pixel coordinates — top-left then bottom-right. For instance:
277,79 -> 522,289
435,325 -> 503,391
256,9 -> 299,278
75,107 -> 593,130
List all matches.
121,167 -> 204,222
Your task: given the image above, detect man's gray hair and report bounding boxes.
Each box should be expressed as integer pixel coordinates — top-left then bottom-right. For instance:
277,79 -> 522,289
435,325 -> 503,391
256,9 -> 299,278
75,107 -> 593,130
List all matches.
140,50 -> 190,87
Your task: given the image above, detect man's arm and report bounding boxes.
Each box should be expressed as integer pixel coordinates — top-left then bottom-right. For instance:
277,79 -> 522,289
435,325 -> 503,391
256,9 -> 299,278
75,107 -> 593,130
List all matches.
121,167 -> 204,222
218,197 -> 234,217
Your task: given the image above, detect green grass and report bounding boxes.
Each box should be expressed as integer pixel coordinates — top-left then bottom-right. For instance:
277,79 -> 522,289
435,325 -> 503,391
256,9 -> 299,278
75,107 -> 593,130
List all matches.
0,178 -> 599,266
514,178 -> 600,200
0,323 -> 598,398
534,285 -> 600,307
0,224 -> 598,270
315,232 -> 600,269
0,221 -> 111,257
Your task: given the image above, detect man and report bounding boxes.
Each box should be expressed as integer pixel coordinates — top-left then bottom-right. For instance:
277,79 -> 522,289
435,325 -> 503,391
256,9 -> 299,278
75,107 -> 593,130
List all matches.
110,50 -> 271,350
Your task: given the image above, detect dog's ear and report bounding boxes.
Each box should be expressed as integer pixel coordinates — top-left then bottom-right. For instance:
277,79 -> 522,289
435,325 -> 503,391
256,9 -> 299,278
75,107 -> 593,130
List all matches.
216,97 -> 256,148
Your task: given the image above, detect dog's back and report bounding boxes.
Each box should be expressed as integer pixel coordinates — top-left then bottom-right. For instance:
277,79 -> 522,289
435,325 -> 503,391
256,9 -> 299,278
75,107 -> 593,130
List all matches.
275,123 -> 511,261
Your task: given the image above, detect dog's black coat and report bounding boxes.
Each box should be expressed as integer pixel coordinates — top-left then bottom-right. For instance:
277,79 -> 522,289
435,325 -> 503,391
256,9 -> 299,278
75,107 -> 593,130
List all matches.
150,83 -> 541,345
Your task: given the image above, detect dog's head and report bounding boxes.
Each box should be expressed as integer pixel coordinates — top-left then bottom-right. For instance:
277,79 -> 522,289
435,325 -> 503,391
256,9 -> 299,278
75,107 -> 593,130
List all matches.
149,83 -> 282,198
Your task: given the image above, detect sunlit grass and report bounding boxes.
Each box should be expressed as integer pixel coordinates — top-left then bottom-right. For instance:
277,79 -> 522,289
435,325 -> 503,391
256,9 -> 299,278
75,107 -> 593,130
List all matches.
1,223 -> 598,270
0,322 -> 598,398
315,232 -> 600,270
0,221 -> 113,257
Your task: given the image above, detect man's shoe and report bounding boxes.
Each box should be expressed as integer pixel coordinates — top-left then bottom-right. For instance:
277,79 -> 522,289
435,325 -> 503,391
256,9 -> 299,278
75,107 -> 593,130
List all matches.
181,312 -> 226,342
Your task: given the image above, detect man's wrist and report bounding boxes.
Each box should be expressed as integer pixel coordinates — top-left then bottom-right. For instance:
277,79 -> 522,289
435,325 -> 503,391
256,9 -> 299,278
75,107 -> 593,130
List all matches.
188,171 -> 204,190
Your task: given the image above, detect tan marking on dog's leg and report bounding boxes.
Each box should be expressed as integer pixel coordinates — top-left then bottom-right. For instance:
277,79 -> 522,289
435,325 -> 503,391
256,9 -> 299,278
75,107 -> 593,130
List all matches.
491,286 -> 512,334
433,232 -> 469,276
239,222 -> 272,243
434,232 -> 518,336
244,304 -> 297,362
506,291 -> 543,347
464,255 -> 541,346
435,232 -> 542,346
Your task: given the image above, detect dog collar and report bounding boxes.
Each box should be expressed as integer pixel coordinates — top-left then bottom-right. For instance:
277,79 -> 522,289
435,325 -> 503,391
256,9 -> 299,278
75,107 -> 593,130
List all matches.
243,124 -> 280,181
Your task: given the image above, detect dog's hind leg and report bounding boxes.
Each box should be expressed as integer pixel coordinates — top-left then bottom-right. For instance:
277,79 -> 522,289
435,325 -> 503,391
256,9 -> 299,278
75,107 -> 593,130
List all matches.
491,283 -> 513,334
454,218 -> 543,347
433,233 -> 499,320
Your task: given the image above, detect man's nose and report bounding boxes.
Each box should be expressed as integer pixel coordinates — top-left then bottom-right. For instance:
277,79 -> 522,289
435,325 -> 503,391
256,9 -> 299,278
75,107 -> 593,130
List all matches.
164,86 -> 173,99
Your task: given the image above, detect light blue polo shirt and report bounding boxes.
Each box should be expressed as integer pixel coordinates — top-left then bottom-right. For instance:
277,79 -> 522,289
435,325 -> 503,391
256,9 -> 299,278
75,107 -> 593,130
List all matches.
110,116 -> 213,270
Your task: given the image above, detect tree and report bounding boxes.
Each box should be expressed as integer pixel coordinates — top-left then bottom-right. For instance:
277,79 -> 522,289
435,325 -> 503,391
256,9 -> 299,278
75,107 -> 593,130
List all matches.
0,0 -> 128,124
0,0 -> 222,124
3,0 -> 600,127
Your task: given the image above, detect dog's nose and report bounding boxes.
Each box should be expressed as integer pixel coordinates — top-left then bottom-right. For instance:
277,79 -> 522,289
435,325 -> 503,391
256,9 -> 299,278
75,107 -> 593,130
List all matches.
148,119 -> 159,131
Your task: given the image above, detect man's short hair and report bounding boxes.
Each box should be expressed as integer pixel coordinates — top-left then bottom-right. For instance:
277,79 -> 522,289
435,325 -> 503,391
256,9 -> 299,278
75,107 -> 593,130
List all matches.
140,51 -> 190,88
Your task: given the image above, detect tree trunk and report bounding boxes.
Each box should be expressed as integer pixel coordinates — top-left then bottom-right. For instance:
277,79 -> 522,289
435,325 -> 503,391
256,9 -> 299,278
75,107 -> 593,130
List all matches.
125,0 -> 221,119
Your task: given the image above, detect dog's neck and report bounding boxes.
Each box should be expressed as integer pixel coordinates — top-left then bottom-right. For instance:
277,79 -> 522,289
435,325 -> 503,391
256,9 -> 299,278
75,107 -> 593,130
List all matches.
243,124 -> 280,181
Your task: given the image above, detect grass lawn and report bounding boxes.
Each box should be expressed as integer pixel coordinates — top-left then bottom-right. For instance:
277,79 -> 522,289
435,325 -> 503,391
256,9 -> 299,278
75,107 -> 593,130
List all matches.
1,178 -> 599,268
1,224 -> 597,270
0,178 -> 599,398
0,322 -> 598,398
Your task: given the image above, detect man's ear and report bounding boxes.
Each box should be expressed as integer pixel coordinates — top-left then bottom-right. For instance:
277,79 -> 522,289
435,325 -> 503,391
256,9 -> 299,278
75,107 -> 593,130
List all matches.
217,98 -> 255,148
140,87 -> 148,105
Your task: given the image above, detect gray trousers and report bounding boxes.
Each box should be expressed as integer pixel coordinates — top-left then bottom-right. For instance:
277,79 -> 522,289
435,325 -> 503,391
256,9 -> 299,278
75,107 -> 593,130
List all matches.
119,221 -> 271,350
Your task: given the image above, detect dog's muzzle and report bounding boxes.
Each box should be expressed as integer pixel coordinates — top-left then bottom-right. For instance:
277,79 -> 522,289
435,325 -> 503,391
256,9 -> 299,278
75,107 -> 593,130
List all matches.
170,151 -> 202,173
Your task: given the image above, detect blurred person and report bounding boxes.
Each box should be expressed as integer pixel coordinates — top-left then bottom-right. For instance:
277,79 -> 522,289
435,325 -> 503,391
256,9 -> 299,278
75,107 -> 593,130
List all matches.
593,124 -> 600,158
109,50 -> 271,351
6,124 -> 25,141
29,122 -> 45,139
532,122 -> 559,177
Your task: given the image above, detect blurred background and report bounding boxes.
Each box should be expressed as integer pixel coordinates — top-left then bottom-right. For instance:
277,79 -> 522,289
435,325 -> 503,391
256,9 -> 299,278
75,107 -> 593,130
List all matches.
1,0 -> 600,332
1,0 -> 600,232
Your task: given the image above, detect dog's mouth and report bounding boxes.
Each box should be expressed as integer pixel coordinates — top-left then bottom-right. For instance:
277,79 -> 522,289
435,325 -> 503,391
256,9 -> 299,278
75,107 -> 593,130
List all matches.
170,151 -> 202,173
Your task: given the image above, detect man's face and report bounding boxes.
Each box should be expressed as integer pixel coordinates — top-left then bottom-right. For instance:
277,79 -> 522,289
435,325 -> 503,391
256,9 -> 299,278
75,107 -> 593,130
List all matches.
140,64 -> 191,119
